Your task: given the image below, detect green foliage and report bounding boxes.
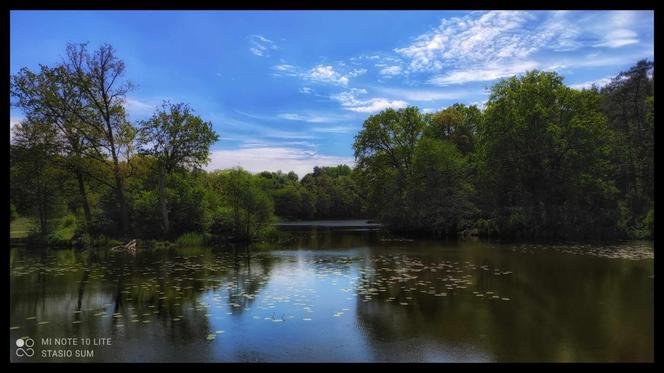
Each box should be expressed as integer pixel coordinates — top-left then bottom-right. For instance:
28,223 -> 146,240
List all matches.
175,232 -> 210,247
425,103 -> 481,155
210,168 -> 274,241
477,70 -> 621,238
406,137 -> 477,237
137,101 -> 218,234
9,42 -> 654,243
47,213 -> 79,246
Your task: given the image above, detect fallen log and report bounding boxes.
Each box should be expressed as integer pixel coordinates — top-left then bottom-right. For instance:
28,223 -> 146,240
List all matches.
111,239 -> 137,252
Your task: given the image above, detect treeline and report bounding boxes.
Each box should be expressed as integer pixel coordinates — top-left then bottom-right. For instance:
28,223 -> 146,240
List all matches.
353,61 -> 654,240
9,42 -> 653,244
8,44 -> 363,244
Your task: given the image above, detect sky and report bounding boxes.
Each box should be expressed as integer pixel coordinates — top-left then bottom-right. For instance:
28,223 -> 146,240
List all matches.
10,10 -> 654,177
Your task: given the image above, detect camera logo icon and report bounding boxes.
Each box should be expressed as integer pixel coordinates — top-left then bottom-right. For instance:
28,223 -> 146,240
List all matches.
15,338 -> 35,357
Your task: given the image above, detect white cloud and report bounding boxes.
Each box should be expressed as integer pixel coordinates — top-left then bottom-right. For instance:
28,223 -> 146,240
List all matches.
594,29 -> 638,48
299,87 -> 313,94
428,60 -> 539,85
393,10 -> 648,84
277,113 -> 338,123
331,88 -> 408,113
348,68 -> 367,78
379,65 -> 402,76
10,116 -> 23,129
207,147 -> 354,177
124,97 -> 158,119
248,35 -> 277,57
213,112 -> 317,140
278,113 -> 305,121
376,86 -> 471,101
272,64 -> 298,76
348,99 -> 408,113
274,63 -> 364,87
569,76 -> 613,90
10,116 -> 24,140
395,11 -> 542,73
304,65 -> 351,86
311,125 -> 356,133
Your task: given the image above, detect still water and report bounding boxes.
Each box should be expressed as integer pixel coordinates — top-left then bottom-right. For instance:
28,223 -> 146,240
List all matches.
10,221 -> 654,362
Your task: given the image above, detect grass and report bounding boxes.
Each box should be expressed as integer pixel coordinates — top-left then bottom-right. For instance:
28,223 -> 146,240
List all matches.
10,217 -> 34,239
175,232 -> 210,247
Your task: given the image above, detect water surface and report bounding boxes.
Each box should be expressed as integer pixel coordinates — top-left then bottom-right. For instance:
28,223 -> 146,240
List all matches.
9,222 -> 654,362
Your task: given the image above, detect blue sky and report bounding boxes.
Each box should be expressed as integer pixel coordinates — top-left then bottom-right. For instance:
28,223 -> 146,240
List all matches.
10,10 -> 654,176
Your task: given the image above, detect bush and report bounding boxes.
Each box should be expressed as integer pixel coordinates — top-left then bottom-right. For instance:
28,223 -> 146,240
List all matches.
47,213 -> 79,246
175,232 -> 209,247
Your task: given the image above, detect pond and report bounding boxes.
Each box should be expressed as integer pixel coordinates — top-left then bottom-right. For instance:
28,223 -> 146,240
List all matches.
9,221 -> 654,362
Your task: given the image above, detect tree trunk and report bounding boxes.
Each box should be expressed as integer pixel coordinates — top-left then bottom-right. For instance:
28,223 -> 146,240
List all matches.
158,163 -> 169,233
37,176 -> 48,237
108,138 -> 129,239
75,168 -> 93,234
114,172 -> 129,239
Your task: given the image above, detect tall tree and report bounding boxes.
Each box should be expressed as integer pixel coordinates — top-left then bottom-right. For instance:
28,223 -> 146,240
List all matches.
600,59 -> 654,237
61,43 -> 135,238
137,102 -> 218,233
353,107 -> 425,228
11,65 -> 97,233
478,70 -> 617,238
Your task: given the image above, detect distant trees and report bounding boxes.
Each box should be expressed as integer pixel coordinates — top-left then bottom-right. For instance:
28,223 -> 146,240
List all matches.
256,166 -> 363,220
9,42 -> 654,244
10,121 -> 64,236
209,168 -> 274,241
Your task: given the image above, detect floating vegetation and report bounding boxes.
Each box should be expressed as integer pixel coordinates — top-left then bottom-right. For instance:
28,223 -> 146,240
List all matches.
14,237 -> 651,348
511,242 -> 654,260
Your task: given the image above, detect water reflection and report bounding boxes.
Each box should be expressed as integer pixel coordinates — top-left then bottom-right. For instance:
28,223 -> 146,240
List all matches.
9,226 -> 653,362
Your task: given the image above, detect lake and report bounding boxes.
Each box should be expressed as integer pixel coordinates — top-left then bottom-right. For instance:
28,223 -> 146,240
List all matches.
9,221 -> 654,362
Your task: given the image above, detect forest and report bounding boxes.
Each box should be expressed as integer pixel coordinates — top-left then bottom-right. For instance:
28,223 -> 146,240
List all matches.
9,43 -> 654,245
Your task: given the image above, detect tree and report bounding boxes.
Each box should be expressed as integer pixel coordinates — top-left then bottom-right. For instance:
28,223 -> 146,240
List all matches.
212,168 -> 274,241
61,43 -> 135,238
10,120 -> 65,236
425,103 -> 481,156
353,107 -> 425,228
600,60 -> 654,238
407,137 -> 476,237
10,63 -> 109,235
354,107 -> 425,179
478,70 -> 618,238
138,102 -> 218,233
